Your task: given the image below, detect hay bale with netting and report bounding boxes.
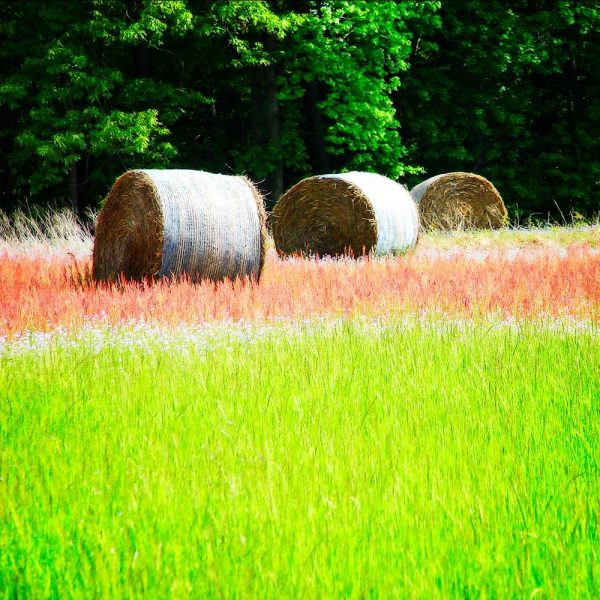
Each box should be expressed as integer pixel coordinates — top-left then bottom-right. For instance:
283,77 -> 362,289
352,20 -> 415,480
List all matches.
93,169 -> 267,283
273,171 -> 419,257
410,172 -> 507,230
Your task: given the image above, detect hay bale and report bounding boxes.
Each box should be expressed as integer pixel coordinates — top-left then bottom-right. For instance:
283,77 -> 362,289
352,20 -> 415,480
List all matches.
273,171 -> 419,257
92,169 -> 267,283
410,172 -> 507,230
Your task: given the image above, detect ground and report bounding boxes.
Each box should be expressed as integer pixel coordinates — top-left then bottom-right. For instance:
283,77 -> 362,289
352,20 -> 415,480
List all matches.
0,215 -> 598,597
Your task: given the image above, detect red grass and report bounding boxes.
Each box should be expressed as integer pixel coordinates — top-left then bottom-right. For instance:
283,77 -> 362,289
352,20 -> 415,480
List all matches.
0,248 -> 598,336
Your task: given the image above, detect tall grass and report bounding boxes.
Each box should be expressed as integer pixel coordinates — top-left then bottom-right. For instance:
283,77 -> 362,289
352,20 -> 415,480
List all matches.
0,208 -> 93,258
0,210 -> 597,334
1,319 -> 598,597
0,246 -> 597,335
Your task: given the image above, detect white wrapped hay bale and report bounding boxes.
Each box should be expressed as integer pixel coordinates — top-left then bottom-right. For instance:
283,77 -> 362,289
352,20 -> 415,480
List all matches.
273,171 -> 419,257
93,169 -> 267,283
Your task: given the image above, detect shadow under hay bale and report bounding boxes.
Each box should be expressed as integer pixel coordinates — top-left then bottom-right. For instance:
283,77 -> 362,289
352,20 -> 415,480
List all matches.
410,172 -> 508,231
93,169 -> 267,283
273,171 -> 419,258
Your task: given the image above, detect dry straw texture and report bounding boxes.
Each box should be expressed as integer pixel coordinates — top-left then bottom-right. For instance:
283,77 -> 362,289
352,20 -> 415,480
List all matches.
93,169 -> 267,283
273,171 -> 419,257
411,172 -> 508,230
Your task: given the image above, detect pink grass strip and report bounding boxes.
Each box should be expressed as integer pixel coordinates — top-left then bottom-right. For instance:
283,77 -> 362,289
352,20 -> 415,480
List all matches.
0,248 -> 598,336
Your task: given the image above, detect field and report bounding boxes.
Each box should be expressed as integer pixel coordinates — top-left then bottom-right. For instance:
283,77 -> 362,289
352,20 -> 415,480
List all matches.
1,214 -> 599,598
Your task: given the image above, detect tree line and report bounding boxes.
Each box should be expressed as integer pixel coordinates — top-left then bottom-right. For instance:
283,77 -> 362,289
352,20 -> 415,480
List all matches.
1,0 -> 598,219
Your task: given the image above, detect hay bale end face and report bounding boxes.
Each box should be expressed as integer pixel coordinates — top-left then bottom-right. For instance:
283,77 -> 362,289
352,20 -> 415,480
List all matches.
273,171 -> 419,257
93,169 -> 267,283
411,172 -> 507,230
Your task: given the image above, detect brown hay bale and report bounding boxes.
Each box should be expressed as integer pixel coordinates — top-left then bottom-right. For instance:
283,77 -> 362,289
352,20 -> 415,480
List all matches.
93,169 -> 267,283
410,172 -> 508,230
273,171 -> 419,257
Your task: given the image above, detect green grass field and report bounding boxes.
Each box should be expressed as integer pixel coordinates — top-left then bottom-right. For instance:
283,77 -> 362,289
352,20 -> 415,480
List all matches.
1,318 -> 598,598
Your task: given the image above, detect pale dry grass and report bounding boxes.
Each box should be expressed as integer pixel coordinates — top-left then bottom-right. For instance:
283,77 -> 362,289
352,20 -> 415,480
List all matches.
0,207 -> 598,263
415,223 -> 600,260
0,208 -> 94,258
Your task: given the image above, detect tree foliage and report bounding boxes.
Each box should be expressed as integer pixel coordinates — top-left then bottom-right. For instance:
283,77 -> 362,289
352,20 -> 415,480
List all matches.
0,0 -> 202,211
398,0 -> 600,217
0,0 -> 597,217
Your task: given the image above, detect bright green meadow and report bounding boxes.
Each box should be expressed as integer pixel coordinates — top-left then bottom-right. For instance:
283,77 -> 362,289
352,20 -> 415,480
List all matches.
1,319 -> 599,598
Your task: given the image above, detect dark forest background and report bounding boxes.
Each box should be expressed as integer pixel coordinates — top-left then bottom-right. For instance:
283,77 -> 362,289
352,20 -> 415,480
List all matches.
1,0 -> 598,220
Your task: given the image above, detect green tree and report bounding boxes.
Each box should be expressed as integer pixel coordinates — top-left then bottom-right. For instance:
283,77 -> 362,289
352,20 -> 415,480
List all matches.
398,0 -> 600,218
190,0 -> 295,201
0,0 -> 204,214
283,1 -> 440,179
0,0 -> 441,212
2,0 -> 596,218
195,1 -> 440,205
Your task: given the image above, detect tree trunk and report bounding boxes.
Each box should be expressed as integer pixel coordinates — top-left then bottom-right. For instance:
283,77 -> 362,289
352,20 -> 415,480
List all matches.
306,81 -> 329,173
127,0 -> 149,78
69,162 -> 79,215
264,60 -> 283,200
133,43 -> 150,78
251,35 -> 283,203
566,43 -> 580,151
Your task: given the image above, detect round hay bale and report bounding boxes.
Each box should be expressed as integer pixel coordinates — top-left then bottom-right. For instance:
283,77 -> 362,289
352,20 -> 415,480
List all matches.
92,169 -> 267,283
273,171 -> 419,257
410,172 -> 507,230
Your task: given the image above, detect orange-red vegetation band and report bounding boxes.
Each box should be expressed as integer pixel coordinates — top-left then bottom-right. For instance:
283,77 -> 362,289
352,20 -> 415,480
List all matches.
0,248 -> 597,336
